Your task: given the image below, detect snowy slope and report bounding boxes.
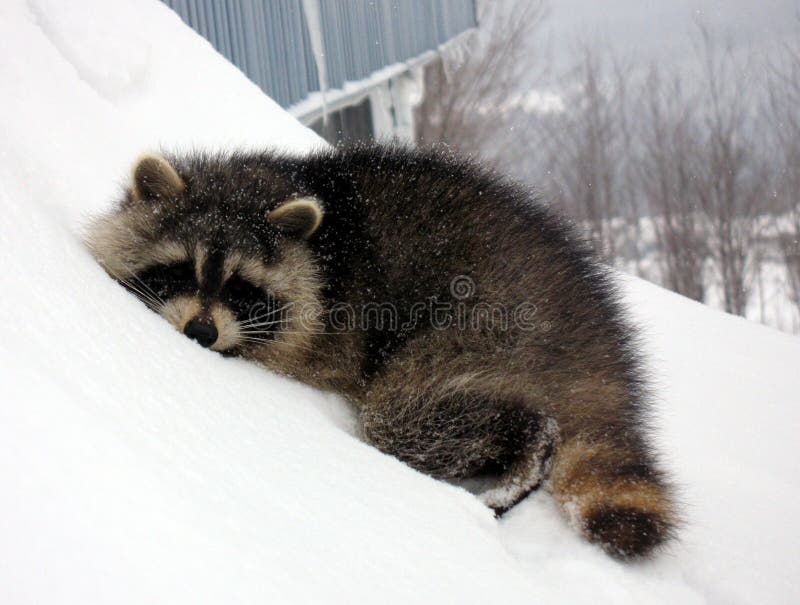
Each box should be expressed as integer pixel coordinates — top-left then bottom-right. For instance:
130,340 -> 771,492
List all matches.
1,1 -> 798,603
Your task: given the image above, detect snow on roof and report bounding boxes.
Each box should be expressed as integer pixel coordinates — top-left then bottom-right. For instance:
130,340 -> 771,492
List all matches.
0,1 -> 798,603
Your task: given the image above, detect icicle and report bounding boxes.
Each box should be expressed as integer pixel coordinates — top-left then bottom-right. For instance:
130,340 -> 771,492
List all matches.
301,0 -> 329,127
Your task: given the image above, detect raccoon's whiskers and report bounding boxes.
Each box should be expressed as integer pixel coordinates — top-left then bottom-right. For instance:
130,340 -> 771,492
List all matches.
237,336 -> 272,344
241,330 -> 343,340
235,335 -> 329,358
113,275 -> 164,310
121,280 -> 164,310
128,271 -> 167,307
271,331 -> 343,335
239,329 -> 281,336
105,265 -> 167,310
240,303 -> 293,327
238,320 -> 287,332
242,303 -> 292,323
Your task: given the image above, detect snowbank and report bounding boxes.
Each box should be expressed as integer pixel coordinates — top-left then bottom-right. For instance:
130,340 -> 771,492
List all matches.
0,1 -> 798,603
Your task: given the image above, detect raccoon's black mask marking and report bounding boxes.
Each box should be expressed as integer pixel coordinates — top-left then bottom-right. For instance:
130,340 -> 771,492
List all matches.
134,261 -> 196,301
121,254 -> 286,351
222,274 -> 270,322
87,152 -> 327,354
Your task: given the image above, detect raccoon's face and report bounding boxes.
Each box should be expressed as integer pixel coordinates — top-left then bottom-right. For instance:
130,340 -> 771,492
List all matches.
86,154 -> 325,360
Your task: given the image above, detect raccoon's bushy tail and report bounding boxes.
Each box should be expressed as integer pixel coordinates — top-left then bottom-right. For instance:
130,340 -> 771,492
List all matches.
548,437 -> 677,559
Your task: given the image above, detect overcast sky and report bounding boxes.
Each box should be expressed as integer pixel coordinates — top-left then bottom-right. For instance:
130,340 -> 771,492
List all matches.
535,0 -> 799,77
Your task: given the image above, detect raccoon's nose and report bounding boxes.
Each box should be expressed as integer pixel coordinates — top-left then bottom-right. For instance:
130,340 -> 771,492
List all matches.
183,319 -> 218,348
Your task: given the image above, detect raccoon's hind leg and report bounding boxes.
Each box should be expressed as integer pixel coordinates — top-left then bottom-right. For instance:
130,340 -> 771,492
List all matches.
358,388 -> 556,494
478,412 -> 559,516
548,432 -> 677,559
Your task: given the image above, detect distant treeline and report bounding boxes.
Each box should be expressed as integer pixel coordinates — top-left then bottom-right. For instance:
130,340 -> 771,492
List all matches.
416,0 -> 800,328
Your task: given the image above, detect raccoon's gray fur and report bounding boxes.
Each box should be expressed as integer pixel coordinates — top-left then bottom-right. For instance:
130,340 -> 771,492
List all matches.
87,143 -> 677,559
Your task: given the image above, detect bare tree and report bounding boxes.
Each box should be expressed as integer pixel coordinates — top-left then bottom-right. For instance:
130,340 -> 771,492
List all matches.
693,26 -> 768,316
415,5 -> 800,330
611,58 -> 647,276
415,0 -> 548,157
532,49 -> 635,260
766,39 -> 800,317
416,2 -> 637,263
638,68 -> 707,301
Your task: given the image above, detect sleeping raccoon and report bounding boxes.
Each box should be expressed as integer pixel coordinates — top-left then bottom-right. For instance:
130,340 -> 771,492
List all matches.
87,143 -> 676,558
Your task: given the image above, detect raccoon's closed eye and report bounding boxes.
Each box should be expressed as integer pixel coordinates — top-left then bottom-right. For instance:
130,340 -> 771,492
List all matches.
222,274 -> 276,323
135,261 -> 197,301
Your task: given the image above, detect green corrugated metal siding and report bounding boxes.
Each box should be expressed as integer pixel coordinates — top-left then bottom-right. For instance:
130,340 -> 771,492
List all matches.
161,0 -> 476,108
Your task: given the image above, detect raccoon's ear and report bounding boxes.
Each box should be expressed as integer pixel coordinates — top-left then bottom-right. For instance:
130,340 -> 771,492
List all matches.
131,154 -> 185,202
267,197 -> 324,239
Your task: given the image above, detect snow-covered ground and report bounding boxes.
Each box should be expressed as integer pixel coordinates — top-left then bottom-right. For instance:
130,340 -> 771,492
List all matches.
1,1 -> 799,603
609,216 -> 800,335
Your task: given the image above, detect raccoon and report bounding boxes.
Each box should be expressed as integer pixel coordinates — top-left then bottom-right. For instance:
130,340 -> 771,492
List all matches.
86,143 -> 677,558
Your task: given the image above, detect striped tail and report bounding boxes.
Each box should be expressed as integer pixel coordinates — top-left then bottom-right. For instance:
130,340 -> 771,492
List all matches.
548,437 -> 677,558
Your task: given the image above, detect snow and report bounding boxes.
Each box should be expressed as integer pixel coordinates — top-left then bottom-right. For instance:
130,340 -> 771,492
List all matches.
1,0 -> 798,603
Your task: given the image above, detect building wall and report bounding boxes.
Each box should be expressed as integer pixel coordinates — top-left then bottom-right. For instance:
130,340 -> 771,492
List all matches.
161,0 -> 476,109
